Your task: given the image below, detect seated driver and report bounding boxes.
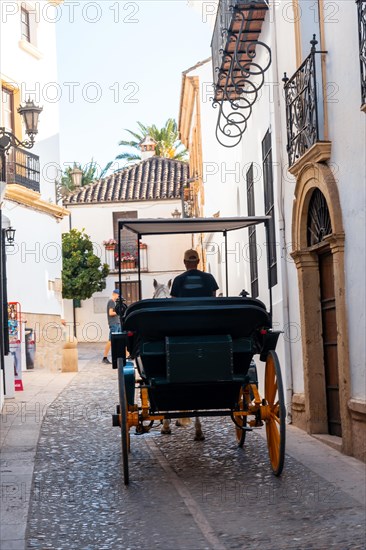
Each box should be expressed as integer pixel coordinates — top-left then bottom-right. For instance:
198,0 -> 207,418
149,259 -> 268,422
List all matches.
170,249 -> 219,297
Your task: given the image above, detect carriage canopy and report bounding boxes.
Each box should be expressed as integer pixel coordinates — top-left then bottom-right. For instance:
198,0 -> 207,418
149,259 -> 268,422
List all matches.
118,216 -> 270,236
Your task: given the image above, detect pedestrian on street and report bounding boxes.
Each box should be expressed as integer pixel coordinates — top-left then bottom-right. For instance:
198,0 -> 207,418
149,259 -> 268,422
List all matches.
170,249 -> 219,297
102,289 -> 121,364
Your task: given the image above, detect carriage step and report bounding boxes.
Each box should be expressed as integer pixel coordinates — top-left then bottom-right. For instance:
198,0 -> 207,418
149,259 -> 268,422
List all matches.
112,414 -> 120,427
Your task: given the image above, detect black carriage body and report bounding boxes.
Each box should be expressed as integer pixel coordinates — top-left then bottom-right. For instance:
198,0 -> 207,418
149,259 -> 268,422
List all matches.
124,297 -> 271,412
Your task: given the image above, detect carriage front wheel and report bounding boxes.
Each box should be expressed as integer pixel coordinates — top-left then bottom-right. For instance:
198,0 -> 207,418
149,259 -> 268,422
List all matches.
118,358 -> 130,485
264,350 -> 286,476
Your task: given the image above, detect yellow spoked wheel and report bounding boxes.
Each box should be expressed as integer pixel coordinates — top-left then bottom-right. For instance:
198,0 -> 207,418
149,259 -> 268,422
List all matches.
118,358 -> 130,485
235,387 -> 247,447
264,350 -> 286,476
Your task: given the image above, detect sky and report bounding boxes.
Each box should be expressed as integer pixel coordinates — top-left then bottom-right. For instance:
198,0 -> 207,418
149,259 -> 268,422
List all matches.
56,1 -> 215,176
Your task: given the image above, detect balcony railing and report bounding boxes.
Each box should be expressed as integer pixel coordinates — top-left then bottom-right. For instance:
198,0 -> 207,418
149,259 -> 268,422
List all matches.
356,0 -> 366,108
211,0 -> 270,147
283,36 -> 326,167
5,146 -> 40,192
104,242 -> 148,272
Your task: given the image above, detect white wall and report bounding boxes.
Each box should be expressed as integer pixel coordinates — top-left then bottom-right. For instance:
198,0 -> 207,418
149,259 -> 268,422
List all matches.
0,0 -> 62,202
1,1 -> 63,322
3,202 -> 63,315
323,2 -> 366,399
184,7 -> 304,409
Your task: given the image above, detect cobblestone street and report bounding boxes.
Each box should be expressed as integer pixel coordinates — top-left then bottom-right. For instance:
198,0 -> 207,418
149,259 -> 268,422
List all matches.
12,345 -> 366,549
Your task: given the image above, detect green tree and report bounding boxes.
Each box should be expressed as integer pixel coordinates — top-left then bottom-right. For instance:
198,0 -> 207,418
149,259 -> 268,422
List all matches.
62,229 -> 109,301
56,160 -> 99,201
102,118 -> 188,174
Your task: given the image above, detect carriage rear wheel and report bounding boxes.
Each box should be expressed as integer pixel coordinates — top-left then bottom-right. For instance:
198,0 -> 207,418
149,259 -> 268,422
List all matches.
264,350 -> 285,476
118,359 -> 130,485
235,387 -> 247,447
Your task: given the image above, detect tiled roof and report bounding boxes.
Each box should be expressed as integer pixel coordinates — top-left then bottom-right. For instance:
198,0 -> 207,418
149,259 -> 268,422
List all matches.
64,157 -> 189,204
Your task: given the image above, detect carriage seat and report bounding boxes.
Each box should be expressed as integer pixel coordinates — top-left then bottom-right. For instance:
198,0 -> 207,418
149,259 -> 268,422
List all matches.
124,296 -> 270,339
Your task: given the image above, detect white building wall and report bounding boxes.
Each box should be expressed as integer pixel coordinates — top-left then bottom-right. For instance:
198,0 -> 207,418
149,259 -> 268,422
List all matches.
184,4 -> 310,409
184,2 -> 365,448
1,1 -> 64,317
0,0 -> 62,202
4,205 -> 63,315
323,2 -> 366,399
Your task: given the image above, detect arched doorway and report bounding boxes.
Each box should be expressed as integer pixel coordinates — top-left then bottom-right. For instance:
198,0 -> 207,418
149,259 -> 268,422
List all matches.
307,189 -> 341,436
291,163 -> 352,454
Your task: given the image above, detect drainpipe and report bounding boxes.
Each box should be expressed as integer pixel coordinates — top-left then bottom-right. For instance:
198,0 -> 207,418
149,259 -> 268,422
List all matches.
271,4 -> 294,422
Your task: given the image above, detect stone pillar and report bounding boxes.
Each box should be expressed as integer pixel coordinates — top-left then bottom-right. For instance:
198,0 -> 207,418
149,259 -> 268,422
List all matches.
61,319 -> 78,372
329,235 -> 353,455
62,339 -> 78,372
291,250 -> 328,433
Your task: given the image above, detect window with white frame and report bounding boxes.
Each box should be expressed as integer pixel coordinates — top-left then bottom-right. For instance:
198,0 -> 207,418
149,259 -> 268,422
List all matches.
19,4 -> 38,48
21,7 -> 31,42
1,87 -> 15,132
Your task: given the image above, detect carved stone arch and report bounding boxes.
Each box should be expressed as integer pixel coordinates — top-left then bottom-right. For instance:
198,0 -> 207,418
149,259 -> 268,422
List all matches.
292,163 -> 344,250
291,161 -> 352,456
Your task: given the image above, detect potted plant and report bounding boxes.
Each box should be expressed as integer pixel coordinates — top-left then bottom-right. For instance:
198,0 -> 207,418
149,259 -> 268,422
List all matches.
120,252 -> 136,269
103,238 -> 117,250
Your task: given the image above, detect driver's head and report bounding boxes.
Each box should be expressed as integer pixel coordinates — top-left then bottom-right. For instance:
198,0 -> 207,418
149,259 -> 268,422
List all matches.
183,249 -> 199,270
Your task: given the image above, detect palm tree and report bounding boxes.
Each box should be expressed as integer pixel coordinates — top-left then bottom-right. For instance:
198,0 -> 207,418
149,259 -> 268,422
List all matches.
102,119 -> 188,175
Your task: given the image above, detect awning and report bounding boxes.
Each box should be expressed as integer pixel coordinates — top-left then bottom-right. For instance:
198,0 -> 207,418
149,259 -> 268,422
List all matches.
119,216 -> 270,236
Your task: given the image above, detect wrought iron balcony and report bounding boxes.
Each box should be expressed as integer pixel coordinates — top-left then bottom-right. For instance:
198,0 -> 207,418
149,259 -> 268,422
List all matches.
356,0 -> 366,108
4,146 -> 40,192
283,36 -> 327,167
211,0 -> 271,147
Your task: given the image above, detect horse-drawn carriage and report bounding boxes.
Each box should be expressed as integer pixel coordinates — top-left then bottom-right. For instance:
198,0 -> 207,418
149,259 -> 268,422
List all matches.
111,217 -> 285,484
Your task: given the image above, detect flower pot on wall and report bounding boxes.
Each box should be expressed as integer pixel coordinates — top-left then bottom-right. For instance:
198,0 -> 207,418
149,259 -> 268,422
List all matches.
122,260 -> 136,269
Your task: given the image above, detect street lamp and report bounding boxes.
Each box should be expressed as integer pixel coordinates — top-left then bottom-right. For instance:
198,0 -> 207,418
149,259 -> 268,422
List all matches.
70,166 -> 83,188
5,226 -> 16,246
0,98 -> 43,181
171,208 -> 181,218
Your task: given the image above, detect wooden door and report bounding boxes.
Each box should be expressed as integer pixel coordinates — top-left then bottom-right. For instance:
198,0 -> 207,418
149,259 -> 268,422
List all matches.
319,252 -> 341,436
116,281 -> 139,306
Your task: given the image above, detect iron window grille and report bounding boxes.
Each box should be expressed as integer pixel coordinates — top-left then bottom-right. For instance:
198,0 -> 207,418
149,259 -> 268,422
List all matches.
262,129 -> 277,289
113,211 -> 138,270
283,35 -> 327,167
307,189 -> 332,246
21,8 -> 31,42
357,0 -> 366,108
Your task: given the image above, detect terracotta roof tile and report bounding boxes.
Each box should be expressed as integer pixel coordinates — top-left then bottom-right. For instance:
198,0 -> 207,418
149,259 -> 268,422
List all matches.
64,157 -> 189,204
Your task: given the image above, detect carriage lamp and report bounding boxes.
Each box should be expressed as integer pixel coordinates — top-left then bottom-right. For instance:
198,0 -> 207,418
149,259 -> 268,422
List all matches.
5,226 -> 16,246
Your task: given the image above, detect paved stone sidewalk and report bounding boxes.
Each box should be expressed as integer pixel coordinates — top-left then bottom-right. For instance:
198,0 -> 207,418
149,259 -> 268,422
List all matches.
1,344 -> 365,550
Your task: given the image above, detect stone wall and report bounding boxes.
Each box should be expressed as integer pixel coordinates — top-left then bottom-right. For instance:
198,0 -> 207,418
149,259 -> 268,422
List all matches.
24,313 -> 63,371
349,399 -> 366,463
